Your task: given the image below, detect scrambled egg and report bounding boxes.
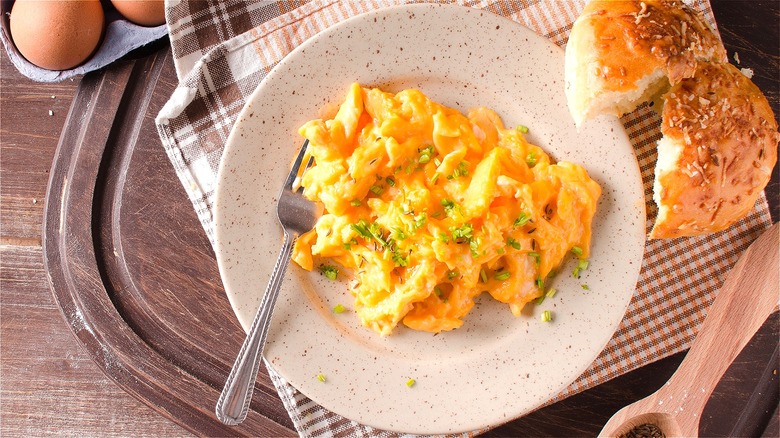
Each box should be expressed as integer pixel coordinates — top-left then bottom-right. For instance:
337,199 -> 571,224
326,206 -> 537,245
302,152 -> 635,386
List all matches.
292,83 -> 601,336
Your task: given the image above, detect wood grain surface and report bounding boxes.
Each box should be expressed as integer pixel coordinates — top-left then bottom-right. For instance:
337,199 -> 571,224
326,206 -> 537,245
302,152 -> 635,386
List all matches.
1,1 -> 777,437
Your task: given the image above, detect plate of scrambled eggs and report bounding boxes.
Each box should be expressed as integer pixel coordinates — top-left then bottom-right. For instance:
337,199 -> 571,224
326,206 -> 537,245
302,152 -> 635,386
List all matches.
214,3 -> 645,434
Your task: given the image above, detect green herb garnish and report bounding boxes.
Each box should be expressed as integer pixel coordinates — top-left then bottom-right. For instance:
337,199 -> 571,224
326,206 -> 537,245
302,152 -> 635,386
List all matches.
319,264 -> 339,280
495,271 -> 511,281
514,212 -> 531,228
572,259 -> 589,278
526,151 -> 538,168
413,213 -> 427,230
450,223 -> 474,243
418,145 -> 434,164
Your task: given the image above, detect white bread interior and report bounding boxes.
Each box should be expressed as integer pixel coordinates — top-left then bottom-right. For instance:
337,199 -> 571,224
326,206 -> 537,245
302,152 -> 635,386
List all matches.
651,136 -> 683,234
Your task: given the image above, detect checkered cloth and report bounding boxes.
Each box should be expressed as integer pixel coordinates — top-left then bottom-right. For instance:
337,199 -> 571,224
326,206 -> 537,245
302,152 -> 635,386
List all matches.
155,1 -> 773,435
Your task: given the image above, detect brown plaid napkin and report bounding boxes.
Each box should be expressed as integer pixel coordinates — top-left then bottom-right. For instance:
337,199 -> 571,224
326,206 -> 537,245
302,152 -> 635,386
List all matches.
156,0 -> 773,435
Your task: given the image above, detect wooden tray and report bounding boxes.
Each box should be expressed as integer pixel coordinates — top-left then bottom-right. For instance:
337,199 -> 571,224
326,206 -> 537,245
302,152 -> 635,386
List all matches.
42,45 -> 778,437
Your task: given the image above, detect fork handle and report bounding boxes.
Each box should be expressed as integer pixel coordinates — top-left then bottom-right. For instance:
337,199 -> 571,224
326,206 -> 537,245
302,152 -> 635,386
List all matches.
216,231 -> 295,426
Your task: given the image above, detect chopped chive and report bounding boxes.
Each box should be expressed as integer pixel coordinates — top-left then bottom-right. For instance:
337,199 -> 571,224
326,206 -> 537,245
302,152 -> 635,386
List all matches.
351,220 -> 372,238
434,286 -> 443,297
342,242 -> 352,250
495,271 -> 511,281
496,247 -> 506,255
406,378 -> 416,387
441,199 -> 459,217
447,270 -> 459,280
450,223 -> 474,242
431,211 -> 442,218
573,259 -> 589,278
369,185 -> 383,196
386,177 -> 396,187
526,151 -> 538,168
319,264 -> 339,280
507,237 -> 522,250
438,232 -> 450,243
393,227 -> 408,240
540,310 -> 552,322
431,173 -> 440,183
480,268 -> 488,283
570,246 -> 583,257
418,145 -> 434,164
535,277 -> 544,289
469,238 -> 480,257
350,199 -> 362,207
434,157 -> 442,167
535,295 -> 545,305
545,288 -> 557,298
581,284 -> 590,290
514,212 -> 531,227
391,250 -> 409,267
516,125 -> 529,133
333,304 -> 346,314
449,161 -> 470,179
413,213 -> 427,230
317,373 -> 326,382
528,251 -> 541,264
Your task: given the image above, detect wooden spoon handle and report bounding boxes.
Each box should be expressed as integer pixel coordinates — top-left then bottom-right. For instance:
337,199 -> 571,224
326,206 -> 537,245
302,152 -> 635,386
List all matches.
663,223 -> 779,435
599,223 -> 779,437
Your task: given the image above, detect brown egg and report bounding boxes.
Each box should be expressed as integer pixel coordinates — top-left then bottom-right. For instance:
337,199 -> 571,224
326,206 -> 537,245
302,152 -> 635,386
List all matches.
9,0 -> 105,71
111,0 -> 166,27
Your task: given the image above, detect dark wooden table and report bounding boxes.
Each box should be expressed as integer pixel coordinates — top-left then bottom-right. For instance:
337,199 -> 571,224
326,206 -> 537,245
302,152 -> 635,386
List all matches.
1,1 -> 777,436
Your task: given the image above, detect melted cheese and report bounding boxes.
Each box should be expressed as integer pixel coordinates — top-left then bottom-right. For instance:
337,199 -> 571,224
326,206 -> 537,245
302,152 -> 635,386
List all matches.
292,83 -> 601,336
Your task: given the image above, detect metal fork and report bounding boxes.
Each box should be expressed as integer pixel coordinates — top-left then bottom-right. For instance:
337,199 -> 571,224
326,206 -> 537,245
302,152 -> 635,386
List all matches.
216,140 -> 318,426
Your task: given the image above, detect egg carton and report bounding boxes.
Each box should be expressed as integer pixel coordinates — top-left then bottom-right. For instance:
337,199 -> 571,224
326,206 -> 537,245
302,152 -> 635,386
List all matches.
0,0 -> 168,82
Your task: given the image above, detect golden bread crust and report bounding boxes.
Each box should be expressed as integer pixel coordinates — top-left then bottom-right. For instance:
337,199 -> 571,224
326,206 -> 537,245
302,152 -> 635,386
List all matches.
566,0 -> 727,125
650,62 -> 779,238
581,0 -> 726,86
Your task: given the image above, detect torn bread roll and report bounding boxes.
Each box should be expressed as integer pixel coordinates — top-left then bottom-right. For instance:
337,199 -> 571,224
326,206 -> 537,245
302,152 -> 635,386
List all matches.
565,0 -> 726,127
651,62 -> 779,238
565,0 -> 779,239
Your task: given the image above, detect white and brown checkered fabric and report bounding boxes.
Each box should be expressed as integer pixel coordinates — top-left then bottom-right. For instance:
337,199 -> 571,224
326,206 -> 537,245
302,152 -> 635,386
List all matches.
155,1 -> 773,435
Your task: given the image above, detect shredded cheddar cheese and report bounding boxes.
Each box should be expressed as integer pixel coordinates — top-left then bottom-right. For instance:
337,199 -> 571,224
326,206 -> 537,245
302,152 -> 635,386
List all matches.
292,83 -> 601,336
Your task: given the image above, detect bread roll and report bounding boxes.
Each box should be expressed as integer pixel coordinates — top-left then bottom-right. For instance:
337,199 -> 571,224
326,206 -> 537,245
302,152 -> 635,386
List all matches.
565,0 -> 726,127
651,62 -> 779,238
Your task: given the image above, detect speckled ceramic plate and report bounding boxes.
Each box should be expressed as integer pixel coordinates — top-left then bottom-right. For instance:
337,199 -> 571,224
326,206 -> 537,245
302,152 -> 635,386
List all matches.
214,3 -> 645,434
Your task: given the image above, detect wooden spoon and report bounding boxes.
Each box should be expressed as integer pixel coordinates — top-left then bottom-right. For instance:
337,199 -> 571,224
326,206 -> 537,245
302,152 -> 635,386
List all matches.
599,223 -> 779,438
